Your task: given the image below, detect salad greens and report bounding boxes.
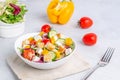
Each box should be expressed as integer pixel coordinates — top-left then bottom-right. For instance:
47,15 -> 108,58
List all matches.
0,1 -> 27,24
6,0 -> 18,4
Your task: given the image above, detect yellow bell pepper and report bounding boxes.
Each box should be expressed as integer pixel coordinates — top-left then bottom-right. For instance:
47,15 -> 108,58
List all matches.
56,51 -> 61,59
65,38 -> 73,46
47,0 -> 74,24
50,36 -> 55,44
24,45 -> 31,49
28,37 -> 34,42
42,49 -> 49,55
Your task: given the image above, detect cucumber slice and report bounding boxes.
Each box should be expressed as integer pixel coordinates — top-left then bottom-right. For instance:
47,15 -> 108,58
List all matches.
48,30 -> 57,38
49,52 -> 56,61
70,43 -> 75,50
44,51 -> 56,62
56,38 -> 65,46
17,47 -> 24,53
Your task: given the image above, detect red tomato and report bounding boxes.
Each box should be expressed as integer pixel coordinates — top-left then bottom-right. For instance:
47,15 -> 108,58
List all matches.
42,39 -> 50,44
22,48 -> 35,61
79,17 -> 93,29
82,33 -> 97,46
41,24 -> 51,33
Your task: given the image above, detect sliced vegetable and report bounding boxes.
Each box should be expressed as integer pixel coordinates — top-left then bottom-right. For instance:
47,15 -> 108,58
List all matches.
70,43 -> 75,49
22,48 -> 35,61
65,38 -> 73,46
45,42 -> 55,50
50,36 -> 55,44
56,38 -> 65,46
58,46 -> 65,53
42,49 -> 49,55
49,52 -> 56,61
43,51 -> 56,62
48,30 -> 57,38
44,54 -> 52,62
17,47 -> 24,53
56,51 -> 61,60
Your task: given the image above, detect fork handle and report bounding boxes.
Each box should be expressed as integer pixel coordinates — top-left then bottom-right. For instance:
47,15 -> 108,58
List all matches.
81,64 -> 100,80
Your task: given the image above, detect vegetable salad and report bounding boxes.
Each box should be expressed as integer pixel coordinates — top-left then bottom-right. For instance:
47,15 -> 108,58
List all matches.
19,26 -> 75,63
0,1 -> 27,24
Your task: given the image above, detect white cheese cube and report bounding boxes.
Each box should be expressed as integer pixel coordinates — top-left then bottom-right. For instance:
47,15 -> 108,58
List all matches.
55,41 -> 62,46
53,35 -> 58,41
22,39 -> 30,47
34,35 -> 42,41
36,48 -> 43,55
65,48 -> 72,55
24,39 -> 30,45
32,56 -> 40,62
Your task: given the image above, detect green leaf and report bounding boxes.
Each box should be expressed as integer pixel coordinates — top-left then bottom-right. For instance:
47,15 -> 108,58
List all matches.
17,47 -> 24,53
6,0 -> 18,4
0,3 -> 27,24
70,43 -> 75,50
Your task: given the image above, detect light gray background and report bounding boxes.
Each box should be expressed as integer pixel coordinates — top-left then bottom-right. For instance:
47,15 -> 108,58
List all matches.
0,0 -> 120,80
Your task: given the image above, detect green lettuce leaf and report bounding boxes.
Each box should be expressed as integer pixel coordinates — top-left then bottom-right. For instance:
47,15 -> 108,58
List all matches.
6,0 -> 18,4
0,3 -> 27,24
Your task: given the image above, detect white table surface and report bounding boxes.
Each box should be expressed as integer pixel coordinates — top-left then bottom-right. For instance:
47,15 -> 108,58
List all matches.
0,0 -> 120,80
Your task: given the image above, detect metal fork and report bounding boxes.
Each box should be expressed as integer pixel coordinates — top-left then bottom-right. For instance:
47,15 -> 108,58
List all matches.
81,48 -> 115,80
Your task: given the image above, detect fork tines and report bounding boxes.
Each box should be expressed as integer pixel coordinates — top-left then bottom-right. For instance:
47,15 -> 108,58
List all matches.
101,48 -> 115,62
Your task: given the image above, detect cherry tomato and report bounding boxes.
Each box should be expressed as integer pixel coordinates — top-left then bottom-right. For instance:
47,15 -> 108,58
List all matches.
42,39 -> 50,44
22,48 -> 35,61
82,33 -> 97,46
41,24 -> 51,33
79,17 -> 93,29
